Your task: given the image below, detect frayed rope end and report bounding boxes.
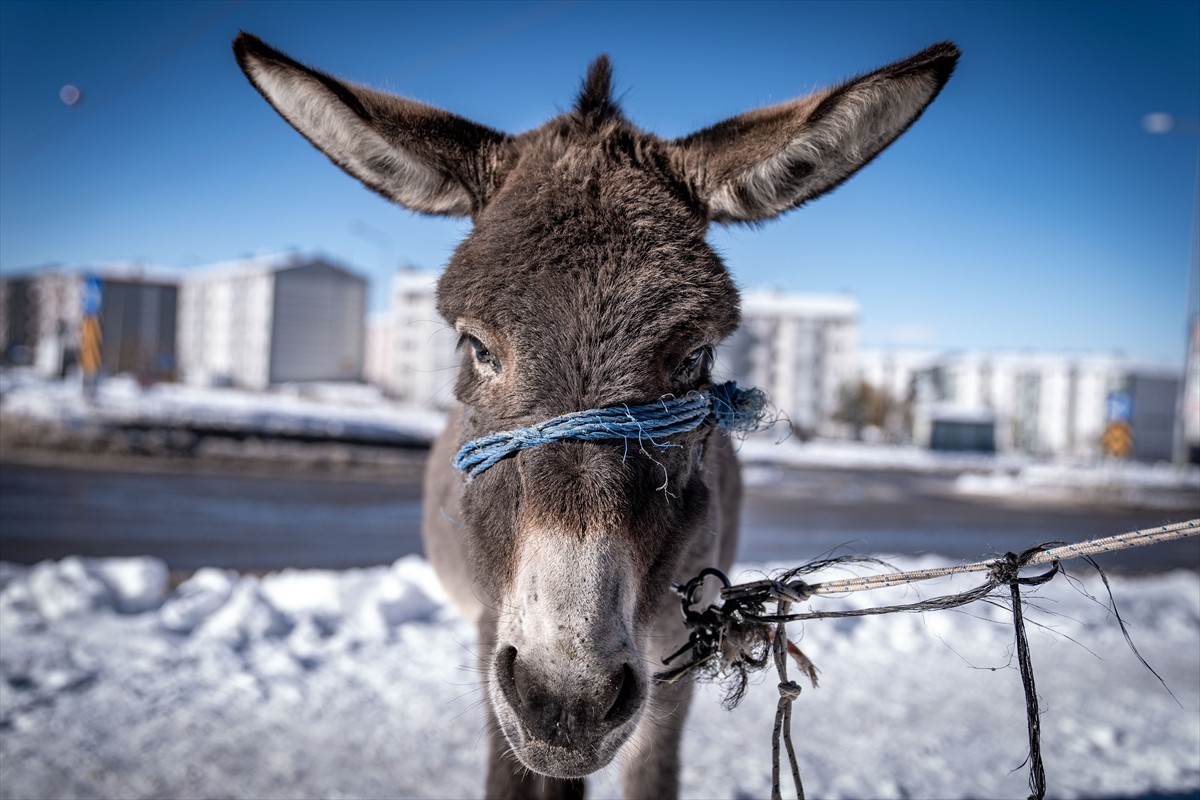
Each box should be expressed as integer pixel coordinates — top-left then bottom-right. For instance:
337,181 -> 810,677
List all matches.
709,381 -> 770,433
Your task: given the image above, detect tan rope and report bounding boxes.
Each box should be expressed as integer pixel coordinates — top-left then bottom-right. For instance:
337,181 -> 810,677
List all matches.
805,519 -> 1200,596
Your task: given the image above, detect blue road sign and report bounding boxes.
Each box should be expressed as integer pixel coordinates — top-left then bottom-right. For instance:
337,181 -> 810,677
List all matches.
1106,391 -> 1133,423
82,274 -> 103,316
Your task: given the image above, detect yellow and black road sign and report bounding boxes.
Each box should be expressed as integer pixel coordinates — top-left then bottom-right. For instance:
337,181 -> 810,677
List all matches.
1101,420 -> 1134,458
79,315 -> 102,375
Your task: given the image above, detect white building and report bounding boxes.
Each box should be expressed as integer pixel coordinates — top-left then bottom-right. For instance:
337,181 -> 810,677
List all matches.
363,310 -> 392,392
1182,318 -> 1200,463
177,253 -> 366,390
717,290 -> 859,435
858,348 -> 1180,461
364,268 -> 459,408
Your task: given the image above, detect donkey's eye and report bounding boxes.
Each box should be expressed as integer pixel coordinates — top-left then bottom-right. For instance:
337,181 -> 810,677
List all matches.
461,334 -> 500,374
676,346 -> 713,382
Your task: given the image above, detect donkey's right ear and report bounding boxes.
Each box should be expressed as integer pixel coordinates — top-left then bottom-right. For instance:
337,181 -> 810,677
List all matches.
233,33 -> 511,217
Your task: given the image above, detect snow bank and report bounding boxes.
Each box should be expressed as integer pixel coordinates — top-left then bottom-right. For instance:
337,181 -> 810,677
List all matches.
2,554 -> 1197,799
0,369 -> 445,444
735,434 -> 1200,503
956,461 -> 1200,507
736,435 -> 1032,474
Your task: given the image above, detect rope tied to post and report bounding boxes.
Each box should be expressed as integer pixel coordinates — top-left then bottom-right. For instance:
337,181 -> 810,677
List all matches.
453,381 -> 769,478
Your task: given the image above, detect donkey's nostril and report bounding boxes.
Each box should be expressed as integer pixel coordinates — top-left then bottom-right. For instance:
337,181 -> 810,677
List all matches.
603,663 -> 641,726
506,647 -> 550,712
495,645 -> 521,710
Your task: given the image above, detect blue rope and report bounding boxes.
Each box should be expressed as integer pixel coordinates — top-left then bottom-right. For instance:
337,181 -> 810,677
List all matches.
453,381 -> 767,478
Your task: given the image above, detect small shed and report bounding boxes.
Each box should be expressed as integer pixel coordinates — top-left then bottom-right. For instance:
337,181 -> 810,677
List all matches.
926,407 -> 997,453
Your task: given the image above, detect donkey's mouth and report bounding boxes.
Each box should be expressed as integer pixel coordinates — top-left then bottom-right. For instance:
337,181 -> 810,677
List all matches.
506,736 -> 619,780
491,645 -> 645,778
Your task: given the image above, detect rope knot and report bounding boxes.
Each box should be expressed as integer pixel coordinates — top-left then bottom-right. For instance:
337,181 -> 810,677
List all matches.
990,547 -> 1061,588
775,580 -> 811,603
990,551 -> 1024,586
777,680 -> 802,701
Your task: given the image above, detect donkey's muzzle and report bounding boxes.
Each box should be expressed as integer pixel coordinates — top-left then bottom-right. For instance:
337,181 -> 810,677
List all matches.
494,645 -> 644,777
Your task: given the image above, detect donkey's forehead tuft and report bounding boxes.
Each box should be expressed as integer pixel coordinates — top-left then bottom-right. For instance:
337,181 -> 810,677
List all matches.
574,55 -> 620,128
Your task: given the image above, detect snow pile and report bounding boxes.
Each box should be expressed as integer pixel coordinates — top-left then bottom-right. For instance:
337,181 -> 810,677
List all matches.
2,554 -> 1198,799
736,434 -> 1199,504
956,461 -> 1200,507
736,435 -> 1033,474
0,369 -> 445,445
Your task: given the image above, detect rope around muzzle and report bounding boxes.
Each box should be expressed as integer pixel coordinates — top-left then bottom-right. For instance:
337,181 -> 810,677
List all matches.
453,381 -> 769,478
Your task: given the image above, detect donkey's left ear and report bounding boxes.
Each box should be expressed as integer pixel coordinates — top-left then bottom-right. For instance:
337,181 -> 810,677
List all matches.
673,42 -> 959,224
233,32 -> 512,217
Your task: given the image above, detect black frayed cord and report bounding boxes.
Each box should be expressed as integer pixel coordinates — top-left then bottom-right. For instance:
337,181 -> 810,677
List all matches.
991,547 -> 1061,800
771,597 -> 805,800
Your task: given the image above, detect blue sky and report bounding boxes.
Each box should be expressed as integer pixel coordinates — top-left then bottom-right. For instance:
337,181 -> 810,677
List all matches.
1,0 -> 1197,365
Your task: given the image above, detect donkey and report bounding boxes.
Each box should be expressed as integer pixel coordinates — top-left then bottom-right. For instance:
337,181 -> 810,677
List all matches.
234,34 -> 958,798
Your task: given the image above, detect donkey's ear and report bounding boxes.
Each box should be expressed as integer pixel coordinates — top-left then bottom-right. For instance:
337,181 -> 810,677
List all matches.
233,33 -> 510,217
674,42 -> 959,224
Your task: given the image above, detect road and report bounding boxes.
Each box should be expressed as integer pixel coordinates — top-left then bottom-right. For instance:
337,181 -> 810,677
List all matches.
1,459 -> 1196,573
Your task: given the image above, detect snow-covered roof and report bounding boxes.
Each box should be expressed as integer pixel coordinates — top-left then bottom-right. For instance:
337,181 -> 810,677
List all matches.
861,347 -> 1178,378
741,289 -> 859,318
1,260 -> 183,285
182,252 -> 366,284
392,268 -> 440,294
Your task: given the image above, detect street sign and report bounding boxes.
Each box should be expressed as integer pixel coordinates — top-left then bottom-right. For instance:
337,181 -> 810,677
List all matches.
1106,391 -> 1133,423
82,274 -> 103,316
1102,420 -> 1134,458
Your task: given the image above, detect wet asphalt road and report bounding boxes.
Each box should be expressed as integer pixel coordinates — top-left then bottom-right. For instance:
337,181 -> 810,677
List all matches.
2,459 -> 1196,573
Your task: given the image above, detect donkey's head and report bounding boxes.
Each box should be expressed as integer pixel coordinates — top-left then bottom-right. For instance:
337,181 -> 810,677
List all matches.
235,35 -> 957,778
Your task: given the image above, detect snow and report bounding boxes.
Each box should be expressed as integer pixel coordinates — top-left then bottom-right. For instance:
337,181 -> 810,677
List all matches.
741,289 -> 859,318
736,435 -> 1033,474
179,251 -> 361,282
2,554 -> 1197,800
0,369 -> 446,445
735,434 -> 1200,503
956,461 -> 1200,507
5,260 -> 184,285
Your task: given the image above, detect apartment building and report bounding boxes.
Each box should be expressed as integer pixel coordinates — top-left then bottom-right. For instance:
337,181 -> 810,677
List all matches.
858,348 -> 1180,460
177,253 -> 366,389
364,268 -> 458,408
717,290 -> 859,435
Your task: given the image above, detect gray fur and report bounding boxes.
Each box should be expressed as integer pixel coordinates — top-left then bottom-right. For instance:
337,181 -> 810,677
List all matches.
233,33 -> 958,798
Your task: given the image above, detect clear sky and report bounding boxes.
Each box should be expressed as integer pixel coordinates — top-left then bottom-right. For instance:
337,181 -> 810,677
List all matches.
1,0 -> 1197,366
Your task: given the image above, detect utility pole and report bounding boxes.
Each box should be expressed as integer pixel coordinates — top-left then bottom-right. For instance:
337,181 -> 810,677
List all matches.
1143,113 -> 1199,466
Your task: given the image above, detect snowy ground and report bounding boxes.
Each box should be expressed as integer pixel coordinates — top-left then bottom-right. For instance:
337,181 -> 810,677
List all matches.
2,554 -> 1197,800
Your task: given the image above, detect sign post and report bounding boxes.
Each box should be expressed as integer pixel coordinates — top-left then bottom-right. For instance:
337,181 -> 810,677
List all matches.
1102,390 -> 1134,459
80,274 -> 102,400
